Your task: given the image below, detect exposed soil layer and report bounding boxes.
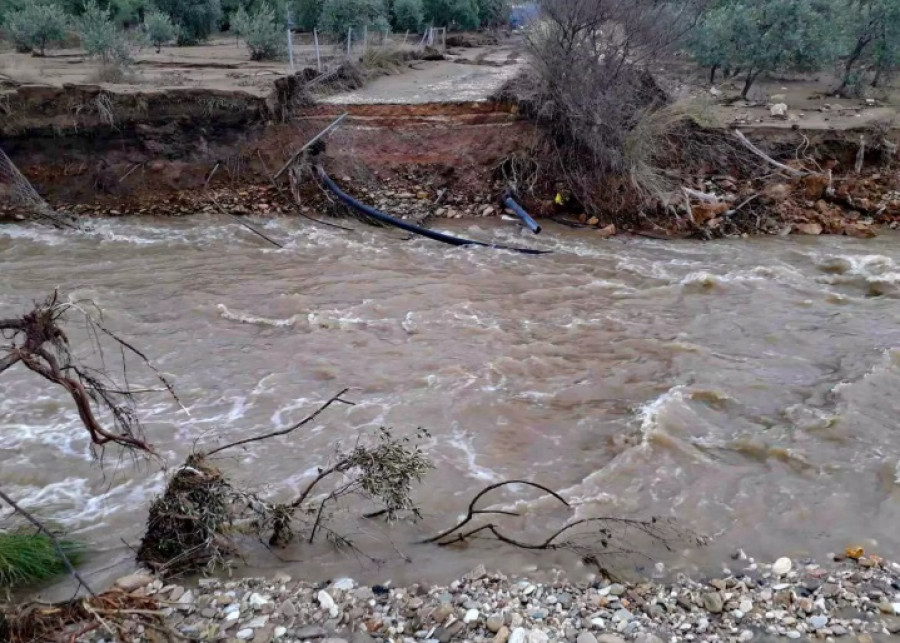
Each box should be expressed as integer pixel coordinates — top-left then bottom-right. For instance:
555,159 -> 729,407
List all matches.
1,82 -> 534,222
2,81 -> 900,239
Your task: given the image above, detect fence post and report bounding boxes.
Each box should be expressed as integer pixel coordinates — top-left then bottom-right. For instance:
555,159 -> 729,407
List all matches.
363,25 -> 368,52
314,29 -> 321,72
347,27 -> 352,57
285,7 -> 295,73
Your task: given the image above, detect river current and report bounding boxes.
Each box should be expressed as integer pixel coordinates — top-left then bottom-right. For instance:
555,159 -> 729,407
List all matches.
2,217 -> 899,592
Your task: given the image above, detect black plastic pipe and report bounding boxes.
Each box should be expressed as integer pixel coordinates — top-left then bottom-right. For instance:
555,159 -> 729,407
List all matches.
503,195 -> 541,234
318,167 -> 549,255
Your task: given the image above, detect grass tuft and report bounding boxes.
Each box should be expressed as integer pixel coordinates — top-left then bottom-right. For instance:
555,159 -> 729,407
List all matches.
0,532 -> 84,589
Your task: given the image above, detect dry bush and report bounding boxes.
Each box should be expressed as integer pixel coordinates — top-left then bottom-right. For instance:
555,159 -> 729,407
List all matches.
511,0 -> 707,220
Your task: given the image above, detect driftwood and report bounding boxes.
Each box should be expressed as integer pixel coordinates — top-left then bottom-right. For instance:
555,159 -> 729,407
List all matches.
273,112 -> 349,180
209,194 -> 284,249
424,479 -> 705,576
0,292 -> 180,454
734,130 -> 808,177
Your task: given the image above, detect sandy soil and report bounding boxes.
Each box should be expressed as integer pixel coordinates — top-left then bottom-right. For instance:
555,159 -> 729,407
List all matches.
665,62 -> 900,131
0,35 -> 373,96
323,43 -> 524,105
2,33 -> 897,127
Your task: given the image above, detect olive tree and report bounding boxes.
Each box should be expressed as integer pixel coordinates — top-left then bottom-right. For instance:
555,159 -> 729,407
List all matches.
77,0 -> 130,63
477,0 -> 510,29
690,0 -> 840,99
392,0 -> 424,32
835,0 -> 900,94
154,0 -> 222,44
235,2 -> 283,60
294,0 -> 321,30
3,0 -> 69,56
143,6 -> 177,52
423,0 -> 479,28
318,0 -> 387,39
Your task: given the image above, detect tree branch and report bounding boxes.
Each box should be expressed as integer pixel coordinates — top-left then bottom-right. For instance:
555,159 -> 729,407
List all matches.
205,388 -> 354,457
422,480 -> 570,544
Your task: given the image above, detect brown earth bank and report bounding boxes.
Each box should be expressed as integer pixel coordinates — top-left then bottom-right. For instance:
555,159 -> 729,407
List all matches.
2,80 -> 900,239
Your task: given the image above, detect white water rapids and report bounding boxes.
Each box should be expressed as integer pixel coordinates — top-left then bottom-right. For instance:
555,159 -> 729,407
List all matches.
2,217 -> 900,593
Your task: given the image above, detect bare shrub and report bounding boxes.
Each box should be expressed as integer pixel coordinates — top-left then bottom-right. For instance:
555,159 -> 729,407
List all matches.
515,0 -> 706,220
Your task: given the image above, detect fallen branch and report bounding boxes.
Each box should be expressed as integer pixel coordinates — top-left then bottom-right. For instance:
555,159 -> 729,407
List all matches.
1,292 -> 181,454
683,188 -> 720,203
422,480 -> 569,544
256,150 -> 353,232
734,130 -> 808,177
855,135 -> 866,174
209,194 -> 284,249
273,112 -> 349,180
205,388 -> 353,457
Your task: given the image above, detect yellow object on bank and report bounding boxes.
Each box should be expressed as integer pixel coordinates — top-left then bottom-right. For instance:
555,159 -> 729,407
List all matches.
555,193 -> 565,205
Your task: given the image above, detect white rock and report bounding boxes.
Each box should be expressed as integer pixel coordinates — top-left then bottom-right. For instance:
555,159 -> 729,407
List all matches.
114,573 -> 154,592
333,578 -> 355,591
526,630 -> 548,643
590,618 -> 606,629
772,557 -> 792,575
236,629 -> 254,640
893,603 -> 900,615
248,592 -> 270,608
176,590 -> 195,611
318,590 -> 336,611
225,610 -> 240,621
509,628 -> 527,643
464,609 -> 480,624
245,615 -> 269,629
274,627 -> 287,639
577,633 -> 598,643
770,103 -> 789,119
739,599 -> 753,613
738,631 -> 754,642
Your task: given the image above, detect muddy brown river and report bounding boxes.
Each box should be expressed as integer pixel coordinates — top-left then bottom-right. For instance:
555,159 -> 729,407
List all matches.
2,217 -> 900,593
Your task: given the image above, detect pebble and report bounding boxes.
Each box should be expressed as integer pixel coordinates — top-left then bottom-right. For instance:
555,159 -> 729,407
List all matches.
70,552 -> 900,643
773,557 -> 793,575
486,615 -> 504,633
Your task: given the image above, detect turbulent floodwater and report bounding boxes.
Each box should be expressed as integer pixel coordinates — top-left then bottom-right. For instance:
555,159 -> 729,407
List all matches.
2,217 -> 900,593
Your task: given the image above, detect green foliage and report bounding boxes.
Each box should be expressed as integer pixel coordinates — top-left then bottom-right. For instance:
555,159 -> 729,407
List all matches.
836,0 -> 900,92
110,0 -> 148,28
294,0 -> 321,30
237,2 -> 283,60
391,0 -> 423,32
476,0 -> 509,29
231,4 -> 250,37
423,0 -> 479,28
3,0 -> 69,56
689,0 -> 840,98
77,0 -> 131,63
318,0 -> 387,38
0,532 -> 84,589
144,6 -> 177,52
154,0 -> 222,45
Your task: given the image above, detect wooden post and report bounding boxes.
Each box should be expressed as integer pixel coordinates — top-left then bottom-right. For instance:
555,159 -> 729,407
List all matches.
314,29 -> 322,72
